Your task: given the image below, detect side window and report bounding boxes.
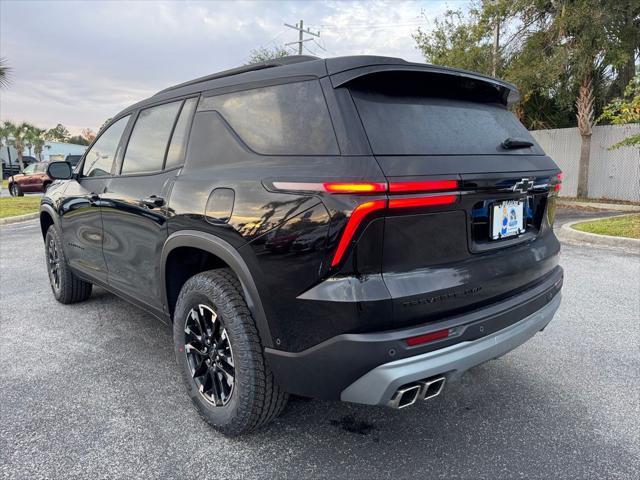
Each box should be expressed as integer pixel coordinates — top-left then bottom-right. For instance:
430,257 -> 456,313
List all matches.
198,80 -> 339,155
121,101 -> 181,175
83,116 -> 130,177
23,164 -> 36,174
165,97 -> 198,169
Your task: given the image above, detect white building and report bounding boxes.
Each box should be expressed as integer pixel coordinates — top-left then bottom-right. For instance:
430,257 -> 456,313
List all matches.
1,141 -> 87,167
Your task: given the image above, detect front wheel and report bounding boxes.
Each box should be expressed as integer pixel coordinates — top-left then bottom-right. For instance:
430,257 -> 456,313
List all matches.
45,227 -> 92,303
9,183 -> 23,197
173,269 -> 288,436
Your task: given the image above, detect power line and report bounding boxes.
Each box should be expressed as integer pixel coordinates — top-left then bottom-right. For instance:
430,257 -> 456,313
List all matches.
284,20 -> 320,55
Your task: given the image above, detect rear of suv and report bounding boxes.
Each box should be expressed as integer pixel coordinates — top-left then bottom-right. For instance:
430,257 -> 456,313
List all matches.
40,56 -> 563,436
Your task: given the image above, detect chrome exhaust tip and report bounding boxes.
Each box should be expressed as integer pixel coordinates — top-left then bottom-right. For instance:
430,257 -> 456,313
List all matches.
418,376 -> 446,400
387,384 -> 421,409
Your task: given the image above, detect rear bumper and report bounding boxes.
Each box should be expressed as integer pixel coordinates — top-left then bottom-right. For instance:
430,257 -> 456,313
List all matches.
266,266 -> 563,402
341,292 -> 561,406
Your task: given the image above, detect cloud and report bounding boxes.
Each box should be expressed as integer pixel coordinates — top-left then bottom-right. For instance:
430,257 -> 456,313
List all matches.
0,0 -> 457,134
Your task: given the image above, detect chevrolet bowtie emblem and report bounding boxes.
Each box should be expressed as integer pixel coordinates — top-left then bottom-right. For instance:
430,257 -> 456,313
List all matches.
512,178 -> 534,194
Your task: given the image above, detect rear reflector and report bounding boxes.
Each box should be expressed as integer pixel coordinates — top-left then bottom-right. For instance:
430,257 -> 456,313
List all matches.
331,200 -> 387,267
389,180 -> 458,193
406,329 -> 449,347
389,195 -> 457,209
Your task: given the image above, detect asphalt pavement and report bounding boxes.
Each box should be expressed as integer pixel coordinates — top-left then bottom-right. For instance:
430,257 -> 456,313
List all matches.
0,219 -> 638,479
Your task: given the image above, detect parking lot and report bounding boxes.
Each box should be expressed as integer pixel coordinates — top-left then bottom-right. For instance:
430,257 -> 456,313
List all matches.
1,218 -> 638,480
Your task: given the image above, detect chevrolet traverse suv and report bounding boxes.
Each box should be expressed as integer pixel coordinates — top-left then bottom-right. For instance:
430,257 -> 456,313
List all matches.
40,56 -> 563,436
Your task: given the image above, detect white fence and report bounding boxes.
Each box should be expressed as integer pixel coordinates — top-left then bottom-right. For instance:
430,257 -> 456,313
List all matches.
530,124 -> 640,202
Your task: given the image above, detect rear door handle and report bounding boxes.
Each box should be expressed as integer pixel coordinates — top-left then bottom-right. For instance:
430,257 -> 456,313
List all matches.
142,195 -> 165,208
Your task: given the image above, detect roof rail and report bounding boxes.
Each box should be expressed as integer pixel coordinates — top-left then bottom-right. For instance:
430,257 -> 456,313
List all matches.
154,55 -> 320,96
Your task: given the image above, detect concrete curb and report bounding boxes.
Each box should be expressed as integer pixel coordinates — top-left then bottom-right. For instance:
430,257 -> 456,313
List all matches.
0,213 -> 39,225
556,214 -> 640,254
558,200 -> 640,212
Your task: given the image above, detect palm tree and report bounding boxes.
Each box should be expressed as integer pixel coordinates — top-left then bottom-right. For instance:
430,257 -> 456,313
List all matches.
0,121 -> 11,178
0,57 -> 10,89
32,128 -> 47,160
5,121 -> 32,172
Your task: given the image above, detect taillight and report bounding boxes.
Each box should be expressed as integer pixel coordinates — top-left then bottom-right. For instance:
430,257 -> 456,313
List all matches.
270,178 -> 460,268
552,172 -> 563,192
331,200 -> 386,267
388,179 -> 458,193
323,182 -> 387,194
389,195 -> 457,209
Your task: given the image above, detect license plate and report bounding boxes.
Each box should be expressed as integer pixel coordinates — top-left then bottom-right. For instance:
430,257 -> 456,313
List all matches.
491,200 -> 525,240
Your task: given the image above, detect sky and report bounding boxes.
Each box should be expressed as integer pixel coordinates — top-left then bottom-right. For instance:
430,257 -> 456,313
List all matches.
0,0 -> 465,135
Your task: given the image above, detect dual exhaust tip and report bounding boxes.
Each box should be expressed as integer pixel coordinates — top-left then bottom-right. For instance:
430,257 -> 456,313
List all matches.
387,376 -> 446,409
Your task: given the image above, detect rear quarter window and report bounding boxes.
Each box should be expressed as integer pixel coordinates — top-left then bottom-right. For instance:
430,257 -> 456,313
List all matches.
199,80 -> 339,156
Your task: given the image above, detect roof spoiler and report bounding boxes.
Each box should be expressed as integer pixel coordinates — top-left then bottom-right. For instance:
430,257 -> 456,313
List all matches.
328,62 -> 520,106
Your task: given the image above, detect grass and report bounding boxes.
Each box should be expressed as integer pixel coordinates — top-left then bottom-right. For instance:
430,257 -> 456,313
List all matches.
0,196 -> 41,219
1,180 -> 7,189
572,214 -> 640,239
559,196 -> 640,206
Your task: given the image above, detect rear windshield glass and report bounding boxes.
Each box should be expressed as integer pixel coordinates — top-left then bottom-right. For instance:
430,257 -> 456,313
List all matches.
350,77 -> 541,156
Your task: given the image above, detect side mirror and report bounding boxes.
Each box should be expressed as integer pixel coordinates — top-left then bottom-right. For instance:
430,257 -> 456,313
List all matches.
47,161 -> 73,180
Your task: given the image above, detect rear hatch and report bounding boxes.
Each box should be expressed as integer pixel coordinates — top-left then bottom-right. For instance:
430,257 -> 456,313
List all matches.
347,70 -> 562,328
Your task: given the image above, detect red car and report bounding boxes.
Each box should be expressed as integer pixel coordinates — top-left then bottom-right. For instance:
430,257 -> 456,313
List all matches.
8,162 -> 52,196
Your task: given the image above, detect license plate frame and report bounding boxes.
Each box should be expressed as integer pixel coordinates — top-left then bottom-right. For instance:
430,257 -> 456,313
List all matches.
490,200 -> 526,240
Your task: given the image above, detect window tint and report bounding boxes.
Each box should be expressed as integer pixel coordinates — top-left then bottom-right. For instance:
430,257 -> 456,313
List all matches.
83,116 -> 130,177
199,80 -> 338,155
165,97 -> 197,169
121,101 -> 181,175
350,88 -> 540,156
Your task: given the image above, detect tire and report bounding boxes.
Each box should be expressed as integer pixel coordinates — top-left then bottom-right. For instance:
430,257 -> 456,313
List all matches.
173,269 -> 288,436
44,226 -> 92,304
9,183 -> 23,197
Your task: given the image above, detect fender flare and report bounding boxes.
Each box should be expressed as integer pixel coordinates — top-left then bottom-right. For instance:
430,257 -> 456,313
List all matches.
39,203 -> 61,238
161,230 -> 273,348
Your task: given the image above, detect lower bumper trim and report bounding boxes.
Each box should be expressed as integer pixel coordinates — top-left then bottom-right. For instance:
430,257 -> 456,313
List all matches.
340,293 -> 561,406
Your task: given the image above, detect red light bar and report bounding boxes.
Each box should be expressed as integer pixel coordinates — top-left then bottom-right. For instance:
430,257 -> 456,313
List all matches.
389,180 -> 458,193
406,329 -> 449,347
323,182 -> 387,194
389,195 -> 457,209
331,200 -> 386,267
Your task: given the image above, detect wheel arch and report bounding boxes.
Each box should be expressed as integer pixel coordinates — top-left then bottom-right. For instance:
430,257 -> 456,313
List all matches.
39,205 -> 60,240
161,230 -> 273,348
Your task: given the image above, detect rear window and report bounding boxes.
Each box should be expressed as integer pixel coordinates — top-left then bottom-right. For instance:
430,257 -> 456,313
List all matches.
199,80 -> 338,156
350,75 -> 541,156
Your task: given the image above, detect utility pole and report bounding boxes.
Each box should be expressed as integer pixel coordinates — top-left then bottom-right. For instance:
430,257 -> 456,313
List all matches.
284,20 -> 320,55
492,17 -> 500,77
489,0 -> 500,77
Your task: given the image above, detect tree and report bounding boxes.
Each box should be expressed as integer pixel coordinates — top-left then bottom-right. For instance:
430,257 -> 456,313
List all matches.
0,57 -> 10,89
99,118 -> 112,132
5,121 -> 32,171
246,46 -> 290,65
414,0 -> 638,197
599,75 -> 640,149
30,127 -> 47,160
68,135 -> 90,146
46,124 -> 70,142
81,128 -> 96,144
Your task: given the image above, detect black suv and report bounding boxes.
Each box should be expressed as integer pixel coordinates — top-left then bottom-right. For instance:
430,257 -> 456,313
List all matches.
41,56 -> 563,435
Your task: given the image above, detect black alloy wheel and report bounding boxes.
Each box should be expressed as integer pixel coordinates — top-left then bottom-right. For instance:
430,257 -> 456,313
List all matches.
184,304 -> 235,406
46,234 -> 61,294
